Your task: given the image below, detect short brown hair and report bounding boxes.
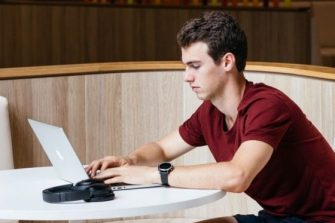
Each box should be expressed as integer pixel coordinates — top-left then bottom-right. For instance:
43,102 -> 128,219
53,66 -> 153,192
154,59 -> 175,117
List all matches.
177,11 -> 248,72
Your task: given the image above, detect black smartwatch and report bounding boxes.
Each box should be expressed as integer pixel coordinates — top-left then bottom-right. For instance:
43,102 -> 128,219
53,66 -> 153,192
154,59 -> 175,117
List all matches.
158,162 -> 174,186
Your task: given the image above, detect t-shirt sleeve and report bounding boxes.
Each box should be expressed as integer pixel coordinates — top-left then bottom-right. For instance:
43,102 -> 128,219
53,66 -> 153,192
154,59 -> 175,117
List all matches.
179,105 -> 206,147
241,97 -> 292,150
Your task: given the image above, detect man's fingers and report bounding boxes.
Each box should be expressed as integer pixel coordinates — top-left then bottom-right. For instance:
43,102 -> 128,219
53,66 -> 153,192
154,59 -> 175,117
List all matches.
95,168 -> 119,179
104,176 -> 123,185
87,156 -> 128,178
101,162 -> 111,171
90,160 -> 103,177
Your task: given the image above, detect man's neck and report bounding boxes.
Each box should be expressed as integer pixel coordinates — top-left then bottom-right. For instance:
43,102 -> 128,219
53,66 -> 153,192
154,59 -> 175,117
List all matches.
212,72 -> 246,124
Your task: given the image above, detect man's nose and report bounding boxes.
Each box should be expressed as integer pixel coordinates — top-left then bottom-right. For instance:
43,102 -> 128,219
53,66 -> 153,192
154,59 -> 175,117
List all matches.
184,69 -> 194,82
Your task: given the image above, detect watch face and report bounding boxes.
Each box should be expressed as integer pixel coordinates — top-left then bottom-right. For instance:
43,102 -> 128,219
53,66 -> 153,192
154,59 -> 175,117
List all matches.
159,162 -> 172,171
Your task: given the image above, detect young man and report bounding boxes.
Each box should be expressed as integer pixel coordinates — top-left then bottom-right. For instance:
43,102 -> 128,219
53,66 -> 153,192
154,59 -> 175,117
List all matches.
86,11 -> 335,222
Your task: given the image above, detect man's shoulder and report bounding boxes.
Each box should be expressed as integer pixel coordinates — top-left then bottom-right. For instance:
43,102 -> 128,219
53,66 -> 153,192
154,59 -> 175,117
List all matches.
242,82 -> 292,106
246,81 -> 286,97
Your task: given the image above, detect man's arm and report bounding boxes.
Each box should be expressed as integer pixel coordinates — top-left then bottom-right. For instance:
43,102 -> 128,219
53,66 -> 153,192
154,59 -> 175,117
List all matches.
86,129 -> 194,177
127,129 -> 195,166
167,140 -> 273,192
94,137 -> 273,192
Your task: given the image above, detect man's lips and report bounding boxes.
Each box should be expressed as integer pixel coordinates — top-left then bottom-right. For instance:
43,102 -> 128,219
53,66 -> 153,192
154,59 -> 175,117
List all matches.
191,86 -> 200,92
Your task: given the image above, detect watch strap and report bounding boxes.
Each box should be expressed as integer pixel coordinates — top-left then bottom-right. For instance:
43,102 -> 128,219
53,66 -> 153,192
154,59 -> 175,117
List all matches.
158,162 -> 174,186
160,170 -> 169,186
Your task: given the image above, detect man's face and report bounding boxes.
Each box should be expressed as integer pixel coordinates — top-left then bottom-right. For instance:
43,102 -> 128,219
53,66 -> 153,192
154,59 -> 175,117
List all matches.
181,42 -> 226,101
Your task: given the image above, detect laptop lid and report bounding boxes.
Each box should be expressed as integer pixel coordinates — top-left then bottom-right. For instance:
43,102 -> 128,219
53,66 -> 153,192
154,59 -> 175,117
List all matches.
28,119 -> 88,183
28,119 -> 161,190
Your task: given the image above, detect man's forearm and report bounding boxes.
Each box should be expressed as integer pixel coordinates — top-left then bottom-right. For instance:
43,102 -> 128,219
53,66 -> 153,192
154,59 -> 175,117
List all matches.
127,142 -> 169,166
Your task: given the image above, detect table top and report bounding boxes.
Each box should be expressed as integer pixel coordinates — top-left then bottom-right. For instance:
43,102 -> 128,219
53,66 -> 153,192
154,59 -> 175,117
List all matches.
0,167 -> 225,221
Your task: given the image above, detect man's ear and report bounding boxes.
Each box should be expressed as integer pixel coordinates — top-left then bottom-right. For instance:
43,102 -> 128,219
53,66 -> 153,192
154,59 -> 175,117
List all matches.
221,53 -> 236,71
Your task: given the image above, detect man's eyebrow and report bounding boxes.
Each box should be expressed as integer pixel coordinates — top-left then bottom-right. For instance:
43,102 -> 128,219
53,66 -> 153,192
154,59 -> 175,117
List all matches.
185,61 -> 201,66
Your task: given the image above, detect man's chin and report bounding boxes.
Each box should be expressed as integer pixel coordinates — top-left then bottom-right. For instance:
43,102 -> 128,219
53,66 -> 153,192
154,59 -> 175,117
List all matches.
195,93 -> 207,101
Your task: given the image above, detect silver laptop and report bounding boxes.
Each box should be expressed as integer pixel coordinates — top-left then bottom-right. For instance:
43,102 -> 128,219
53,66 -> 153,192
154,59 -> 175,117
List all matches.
28,119 -> 161,191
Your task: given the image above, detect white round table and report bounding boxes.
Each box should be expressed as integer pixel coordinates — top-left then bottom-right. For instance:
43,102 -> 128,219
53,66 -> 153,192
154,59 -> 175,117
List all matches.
0,167 -> 225,221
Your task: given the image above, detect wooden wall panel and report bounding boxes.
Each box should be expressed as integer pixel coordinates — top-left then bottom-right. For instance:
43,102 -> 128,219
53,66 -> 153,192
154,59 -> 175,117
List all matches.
0,3 -> 310,68
0,76 -> 88,168
85,73 -> 122,162
0,71 -> 184,169
120,72 -> 183,156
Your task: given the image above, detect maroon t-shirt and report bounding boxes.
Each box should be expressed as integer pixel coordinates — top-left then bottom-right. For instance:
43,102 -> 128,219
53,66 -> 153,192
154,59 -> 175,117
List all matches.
179,81 -> 335,222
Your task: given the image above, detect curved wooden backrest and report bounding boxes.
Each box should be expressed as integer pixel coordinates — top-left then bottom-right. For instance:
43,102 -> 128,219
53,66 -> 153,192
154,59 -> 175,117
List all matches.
0,61 -> 334,219
1,61 -> 335,80
0,61 -> 334,166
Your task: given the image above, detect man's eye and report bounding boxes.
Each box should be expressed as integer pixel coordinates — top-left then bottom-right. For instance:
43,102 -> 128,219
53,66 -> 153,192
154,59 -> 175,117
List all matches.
191,65 -> 200,69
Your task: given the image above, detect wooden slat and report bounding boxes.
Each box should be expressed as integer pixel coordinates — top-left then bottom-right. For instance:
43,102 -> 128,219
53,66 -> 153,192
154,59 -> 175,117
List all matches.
1,61 -> 335,80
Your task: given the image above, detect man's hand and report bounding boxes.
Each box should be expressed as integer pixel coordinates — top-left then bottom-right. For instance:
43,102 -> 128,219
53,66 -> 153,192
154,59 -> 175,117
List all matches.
85,156 -> 132,178
93,165 -> 160,185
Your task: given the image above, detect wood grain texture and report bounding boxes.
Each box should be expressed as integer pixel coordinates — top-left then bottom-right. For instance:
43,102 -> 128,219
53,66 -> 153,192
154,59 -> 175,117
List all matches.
0,62 -> 334,222
0,3 -> 311,68
2,61 -> 335,80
